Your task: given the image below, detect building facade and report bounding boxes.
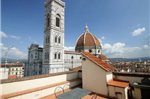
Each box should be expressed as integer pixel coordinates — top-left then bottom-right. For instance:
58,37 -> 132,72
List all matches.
0,62 -> 24,79
64,51 -> 82,69
42,0 -> 65,74
0,68 -> 9,80
26,44 -> 43,76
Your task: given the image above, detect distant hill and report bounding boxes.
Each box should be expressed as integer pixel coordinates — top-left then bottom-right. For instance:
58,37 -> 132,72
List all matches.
1,58 -> 28,64
1,57 -> 150,64
109,57 -> 150,62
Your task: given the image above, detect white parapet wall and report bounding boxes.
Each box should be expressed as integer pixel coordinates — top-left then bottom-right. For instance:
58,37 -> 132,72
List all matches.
1,71 -> 82,99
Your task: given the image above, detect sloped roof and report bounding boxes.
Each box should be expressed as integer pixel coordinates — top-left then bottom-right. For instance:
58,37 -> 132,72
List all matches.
0,62 -> 23,67
107,80 -> 129,88
98,54 -> 109,61
81,52 -> 114,72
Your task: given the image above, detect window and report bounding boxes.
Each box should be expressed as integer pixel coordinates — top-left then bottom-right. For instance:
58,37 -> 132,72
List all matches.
55,36 -> 57,43
89,49 -> 92,53
47,53 -> 49,60
58,53 -> 61,59
47,14 -> 50,27
31,54 -> 33,59
71,56 -> 74,59
46,36 -> 49,44
45,52 -> 49,60
54,53 -> 57,59
56,14 -> 60,27
45,53 -> 46,59
45,37 -> 47,43
56,17 -> 60,27
58,37 -> 61,43
47,36 -> 49,43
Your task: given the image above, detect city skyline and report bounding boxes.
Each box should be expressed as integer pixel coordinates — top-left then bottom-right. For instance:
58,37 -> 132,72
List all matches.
1,0 -> 149,59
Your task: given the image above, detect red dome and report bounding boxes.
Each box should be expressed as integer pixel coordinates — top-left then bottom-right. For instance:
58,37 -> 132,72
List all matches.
75,26 -> 101,52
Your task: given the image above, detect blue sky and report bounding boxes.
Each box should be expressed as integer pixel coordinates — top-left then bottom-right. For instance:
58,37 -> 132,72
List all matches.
1,0 -> 150,59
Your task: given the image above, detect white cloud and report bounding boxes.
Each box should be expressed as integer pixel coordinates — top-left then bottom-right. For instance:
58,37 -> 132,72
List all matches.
0,31 -> 8,39
132,27 -> 145,36
143,44 -> 149,49
101,36 -> 105,40
103,42 -> 125,55
64,46 -> 75,51
0,31 -> 21,40
0,43 -> 27,59
102,42 -> 150,58
10,35 -> 20,40
39,44 -> 43,48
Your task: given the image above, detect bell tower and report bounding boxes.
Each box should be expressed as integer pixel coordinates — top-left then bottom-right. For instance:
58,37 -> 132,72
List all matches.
43,0 -> 65,74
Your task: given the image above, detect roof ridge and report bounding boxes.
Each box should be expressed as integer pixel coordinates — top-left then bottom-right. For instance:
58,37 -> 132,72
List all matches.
89,33 -> 97,48
83,33 -> 87,47
82,52 -> 114,72
75,32 -> 85,48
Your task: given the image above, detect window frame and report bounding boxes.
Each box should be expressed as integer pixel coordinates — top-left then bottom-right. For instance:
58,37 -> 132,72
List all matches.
56,14 -> 60,27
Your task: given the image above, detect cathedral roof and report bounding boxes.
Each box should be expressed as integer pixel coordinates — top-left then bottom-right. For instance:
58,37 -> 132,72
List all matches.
75,25 -> 101,52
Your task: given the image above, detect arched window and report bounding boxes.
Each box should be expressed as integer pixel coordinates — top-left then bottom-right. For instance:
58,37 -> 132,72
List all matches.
58,53 -> 61,59
47,14 -> 50,27
55,36 -> 57,43
58,36 -> 61,43
89,49 -> 92,53
56,14 -> 60,27
54,53 -> 57,59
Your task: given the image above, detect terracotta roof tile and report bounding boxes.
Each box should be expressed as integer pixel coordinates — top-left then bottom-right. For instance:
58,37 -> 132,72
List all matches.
0,63 -> 23,67
8,75 -> 17,79
81,52 -> 114,72
98,54 -> 109,61
107,80 -> 129,88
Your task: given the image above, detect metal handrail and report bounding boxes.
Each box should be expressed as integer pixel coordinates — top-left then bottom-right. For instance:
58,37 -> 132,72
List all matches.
54,86 -> 64,98
62,83 -> 70,91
